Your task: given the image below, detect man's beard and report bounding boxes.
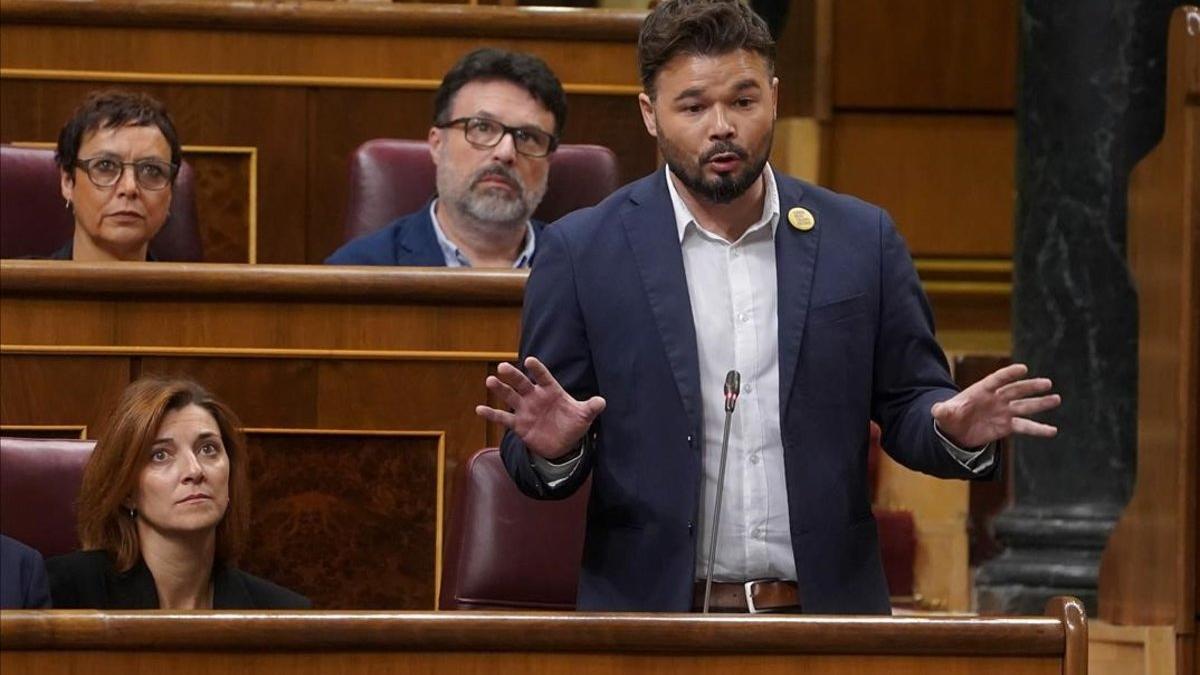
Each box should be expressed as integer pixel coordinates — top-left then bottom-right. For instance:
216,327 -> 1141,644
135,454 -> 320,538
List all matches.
659,134 -> 771,205
438,163 -> 545,227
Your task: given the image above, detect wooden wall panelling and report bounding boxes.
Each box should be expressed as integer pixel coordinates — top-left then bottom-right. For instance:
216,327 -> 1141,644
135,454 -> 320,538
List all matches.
827,113 -> 1016,259
832,0 -> 1018,110
243,430 -> 442,610
0,355 -> 129,437
184,147 -> 255,263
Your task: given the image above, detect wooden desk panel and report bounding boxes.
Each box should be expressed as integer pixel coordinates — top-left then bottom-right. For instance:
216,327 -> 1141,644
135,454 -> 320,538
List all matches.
0,600 -> 1087,675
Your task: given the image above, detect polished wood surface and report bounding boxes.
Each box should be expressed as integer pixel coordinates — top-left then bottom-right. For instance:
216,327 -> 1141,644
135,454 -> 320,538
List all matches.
826,113 -> 1016,259
0,599 -> 1087,675
0,0 -> 646,41
1097,5 -> 1199,643
832,0 -> 1018,111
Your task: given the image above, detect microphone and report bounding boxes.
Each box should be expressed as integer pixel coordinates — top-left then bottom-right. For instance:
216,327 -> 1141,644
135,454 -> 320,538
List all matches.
703,369 -> 741,613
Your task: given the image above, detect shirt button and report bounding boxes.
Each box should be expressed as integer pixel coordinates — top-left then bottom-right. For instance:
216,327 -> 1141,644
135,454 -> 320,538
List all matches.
749,453 -> 760,465
744,383 -> 754,393
752,527 -> 765,539
737,312 -> 749,323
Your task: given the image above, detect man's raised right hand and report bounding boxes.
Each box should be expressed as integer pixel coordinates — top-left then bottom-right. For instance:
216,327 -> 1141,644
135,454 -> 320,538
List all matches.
475,356 -> 606,460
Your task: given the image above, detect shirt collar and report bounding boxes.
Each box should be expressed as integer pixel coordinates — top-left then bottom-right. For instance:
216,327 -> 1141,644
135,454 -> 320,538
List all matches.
665,162 -> 780,244
428,199 -> 536,269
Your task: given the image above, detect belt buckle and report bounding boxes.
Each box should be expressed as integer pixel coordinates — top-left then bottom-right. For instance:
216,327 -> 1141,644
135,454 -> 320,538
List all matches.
743,579 -> 765,614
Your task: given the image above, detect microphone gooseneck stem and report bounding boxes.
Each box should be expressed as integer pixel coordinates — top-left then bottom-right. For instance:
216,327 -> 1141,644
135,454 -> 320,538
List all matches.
702,406 -> 735,614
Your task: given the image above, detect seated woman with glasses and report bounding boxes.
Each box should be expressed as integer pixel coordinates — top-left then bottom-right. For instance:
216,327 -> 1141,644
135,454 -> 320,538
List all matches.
50,90 -> 181,261
47,377 -> 310,609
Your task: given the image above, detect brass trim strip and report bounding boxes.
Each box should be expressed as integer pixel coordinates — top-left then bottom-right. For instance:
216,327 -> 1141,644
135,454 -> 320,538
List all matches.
0,424 -> 88,439
915,258 -> 1012,274
0,345 -> 518,361
243,427 -> 446,610
922,281 -> 1012,296
0,68 -> 642,96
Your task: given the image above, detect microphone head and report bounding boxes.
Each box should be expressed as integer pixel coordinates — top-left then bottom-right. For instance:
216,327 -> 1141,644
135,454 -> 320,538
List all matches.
723,370 -> 741,412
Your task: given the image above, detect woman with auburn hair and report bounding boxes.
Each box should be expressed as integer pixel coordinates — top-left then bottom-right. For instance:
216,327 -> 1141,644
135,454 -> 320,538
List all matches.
47,377 -> 309,609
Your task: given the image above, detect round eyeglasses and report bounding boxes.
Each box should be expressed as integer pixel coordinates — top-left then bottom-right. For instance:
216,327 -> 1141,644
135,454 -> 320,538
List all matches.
435,117 -> 558,158
74,157 -> 178,191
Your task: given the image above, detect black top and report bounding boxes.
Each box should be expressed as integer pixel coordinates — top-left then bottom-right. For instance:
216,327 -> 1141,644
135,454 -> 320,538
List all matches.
46,550 -> 311,609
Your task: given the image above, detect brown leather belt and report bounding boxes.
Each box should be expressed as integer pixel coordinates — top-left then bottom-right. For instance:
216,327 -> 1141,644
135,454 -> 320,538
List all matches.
692,579 -> 801,613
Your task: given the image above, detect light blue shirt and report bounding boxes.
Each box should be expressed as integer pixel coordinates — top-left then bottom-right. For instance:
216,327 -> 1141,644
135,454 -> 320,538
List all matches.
428,200 -> 536,269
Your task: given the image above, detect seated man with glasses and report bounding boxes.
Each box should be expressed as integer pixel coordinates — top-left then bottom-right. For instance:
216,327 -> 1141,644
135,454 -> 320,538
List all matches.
326,48 -> 566,268
52,90 -> 181,262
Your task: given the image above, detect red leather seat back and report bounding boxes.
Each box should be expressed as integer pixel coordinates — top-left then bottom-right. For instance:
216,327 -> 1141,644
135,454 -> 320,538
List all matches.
342,139 -> 620,242
0,437 -> 96,558
439,448 -> 589,610
0,145 -> 203,261
868,421 -> 917,598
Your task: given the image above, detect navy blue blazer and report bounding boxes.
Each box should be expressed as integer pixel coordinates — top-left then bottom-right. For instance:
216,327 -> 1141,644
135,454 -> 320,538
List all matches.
501,171 -> 987,614
0,535 -> 51,609
325,202 -> 543,266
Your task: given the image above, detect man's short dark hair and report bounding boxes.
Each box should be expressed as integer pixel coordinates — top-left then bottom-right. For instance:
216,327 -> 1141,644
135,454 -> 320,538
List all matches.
55,89 -> 182,182
433,48 -> 568,138
638,0 -> 776,98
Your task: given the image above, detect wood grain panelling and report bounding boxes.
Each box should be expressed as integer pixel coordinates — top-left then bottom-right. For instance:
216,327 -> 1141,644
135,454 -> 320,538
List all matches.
243,432 -> 441,610
185,150 -> 254,263
832,0 -> 1018,110
827,113 -> 1016,259
0,356 -> 128,435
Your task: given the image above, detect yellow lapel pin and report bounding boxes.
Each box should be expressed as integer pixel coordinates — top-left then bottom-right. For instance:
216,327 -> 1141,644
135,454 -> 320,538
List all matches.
788,207 -> 815,232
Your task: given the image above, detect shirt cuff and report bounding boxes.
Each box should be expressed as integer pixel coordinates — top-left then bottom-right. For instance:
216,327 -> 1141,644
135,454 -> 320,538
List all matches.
934,422 -> 995,474
530,440 -> 587,487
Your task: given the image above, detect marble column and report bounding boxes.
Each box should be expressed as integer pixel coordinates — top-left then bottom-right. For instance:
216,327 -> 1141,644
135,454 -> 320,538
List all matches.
974,0 -> 1180,615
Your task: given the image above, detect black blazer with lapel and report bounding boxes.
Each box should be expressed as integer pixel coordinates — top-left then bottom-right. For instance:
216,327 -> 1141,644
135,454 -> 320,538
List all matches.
46,550 -> 311,609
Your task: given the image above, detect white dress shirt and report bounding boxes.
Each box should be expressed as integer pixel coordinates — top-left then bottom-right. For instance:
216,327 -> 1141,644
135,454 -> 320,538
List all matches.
531,165 -> 994,582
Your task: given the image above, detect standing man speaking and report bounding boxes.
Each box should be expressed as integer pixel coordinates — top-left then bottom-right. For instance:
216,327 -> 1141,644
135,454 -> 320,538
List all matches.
477,0 -> 1060,614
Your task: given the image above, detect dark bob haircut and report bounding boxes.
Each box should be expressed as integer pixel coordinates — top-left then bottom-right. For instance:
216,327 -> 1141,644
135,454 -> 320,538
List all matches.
55,90 -> 182,183
433,48 -> 568,137
638,0 -> 776,98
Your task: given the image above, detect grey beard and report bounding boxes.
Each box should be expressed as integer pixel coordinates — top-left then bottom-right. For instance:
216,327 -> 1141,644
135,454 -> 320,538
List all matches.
457,188 -> 531,225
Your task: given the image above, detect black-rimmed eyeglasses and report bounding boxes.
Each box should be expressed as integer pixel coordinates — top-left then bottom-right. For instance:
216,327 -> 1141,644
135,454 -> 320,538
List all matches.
74,157 -> 178,191
435,117 -> 558,158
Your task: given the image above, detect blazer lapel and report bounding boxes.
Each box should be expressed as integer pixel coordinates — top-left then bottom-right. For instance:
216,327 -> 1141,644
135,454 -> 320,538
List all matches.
620,174 -> 702,432
397,203 -> 450,266
775,176 -> 820,418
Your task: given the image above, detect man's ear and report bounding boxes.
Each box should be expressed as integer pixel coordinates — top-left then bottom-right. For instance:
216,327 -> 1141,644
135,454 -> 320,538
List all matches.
428,126 -> 442,166
638,93 -> 659,139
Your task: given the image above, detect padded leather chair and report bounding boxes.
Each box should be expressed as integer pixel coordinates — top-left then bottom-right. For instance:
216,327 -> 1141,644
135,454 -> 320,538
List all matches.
0,437 -> 96,558
342,139 -> 621,242
439,447 -> 589,610
0,145 -> 203,260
